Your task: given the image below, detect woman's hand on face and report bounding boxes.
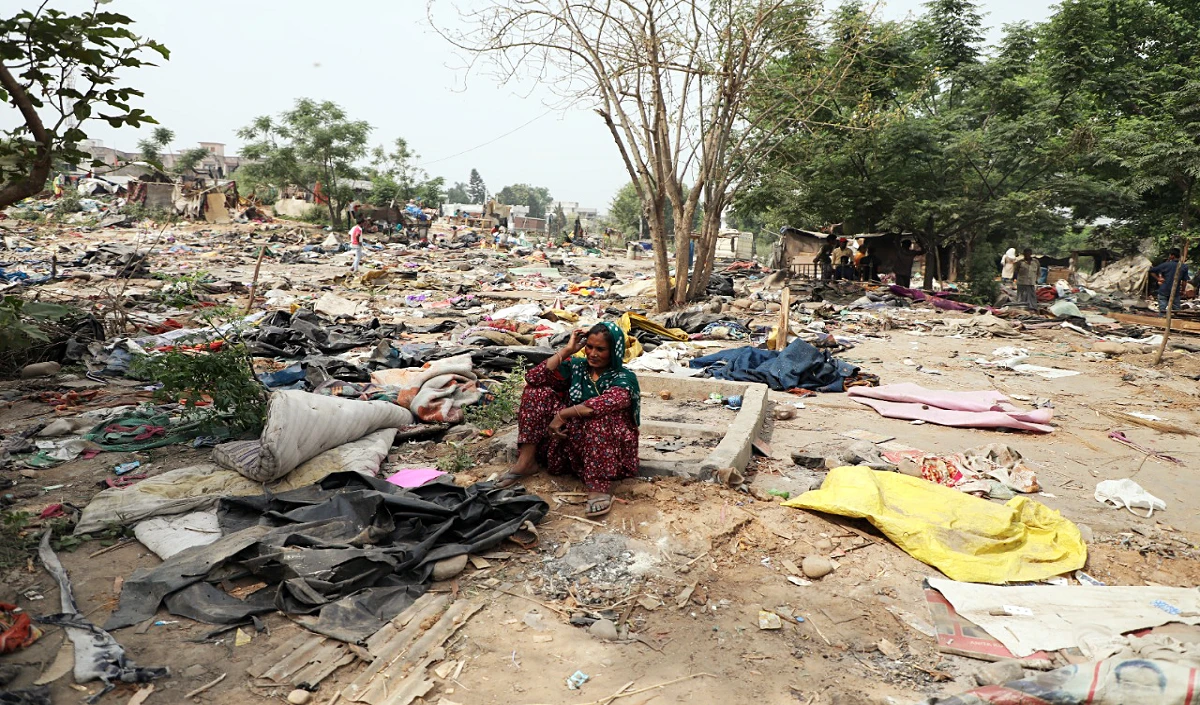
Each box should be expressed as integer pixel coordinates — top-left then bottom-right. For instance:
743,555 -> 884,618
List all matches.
564,329 -> 586,356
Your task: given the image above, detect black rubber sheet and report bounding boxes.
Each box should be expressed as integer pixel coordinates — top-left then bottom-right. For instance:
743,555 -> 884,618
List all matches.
105,473 -> 547,643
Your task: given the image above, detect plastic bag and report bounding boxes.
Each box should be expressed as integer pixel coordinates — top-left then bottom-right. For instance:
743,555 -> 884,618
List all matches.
1095,478 -> 1166,517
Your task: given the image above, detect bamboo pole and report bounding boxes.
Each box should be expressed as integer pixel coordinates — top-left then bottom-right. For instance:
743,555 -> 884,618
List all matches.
1154,238 -> 1190,366
244,245 -> 267,316
776,286 -> 791,351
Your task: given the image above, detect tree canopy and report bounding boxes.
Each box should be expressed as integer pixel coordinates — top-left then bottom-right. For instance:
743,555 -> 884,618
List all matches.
467,169 -> 487,204
238,98 -> 371,227
495,183 -> 552,218
734,0 -> 1200,272
0,2 -> 167,208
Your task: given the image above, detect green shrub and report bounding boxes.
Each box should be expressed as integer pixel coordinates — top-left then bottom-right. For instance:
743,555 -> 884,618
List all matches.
131,341 -> 267,432
466,361 -> 528,432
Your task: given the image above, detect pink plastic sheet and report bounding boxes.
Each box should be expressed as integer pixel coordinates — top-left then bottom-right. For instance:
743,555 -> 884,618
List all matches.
385,467 -> 446,488
849,383 -> 1053,433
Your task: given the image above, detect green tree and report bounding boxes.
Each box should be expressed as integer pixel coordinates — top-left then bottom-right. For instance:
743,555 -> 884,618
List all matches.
238,98 -> 370,227
413,176 -> 445,207
495,183 -> 552,217
608,182 -> 641,236
173,146 -> 210,175
1042,0 -> 1200,255
137,126 -> 174,165
368,138 -> 429,207
0,3 -> 167,208
446,181 -> 470,203
467,168 -> 487,203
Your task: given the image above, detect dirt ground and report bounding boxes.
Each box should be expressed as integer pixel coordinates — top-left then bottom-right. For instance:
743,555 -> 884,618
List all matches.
2,219 -> 1200,705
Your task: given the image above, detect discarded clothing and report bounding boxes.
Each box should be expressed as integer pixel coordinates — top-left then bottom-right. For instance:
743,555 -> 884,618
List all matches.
0,686 -> 51,705
662,310 -> 730,333
38,534 -> 168,702
848,383 -> 1054,433
921,658 -> 1200,705
0,603 -> 41,654
784,466 -> 1086,583
212,391 -> 412,483
84,412 -> 218,452
689,336 -> 862,392
240,309 -> 405,357
76,430 -> 395,534
888,285 -> 975,311
105,473 -> 548,643
365,354 -> 482,423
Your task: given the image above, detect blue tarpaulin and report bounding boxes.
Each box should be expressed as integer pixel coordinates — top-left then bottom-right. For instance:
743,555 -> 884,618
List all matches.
688,337 -> 858,392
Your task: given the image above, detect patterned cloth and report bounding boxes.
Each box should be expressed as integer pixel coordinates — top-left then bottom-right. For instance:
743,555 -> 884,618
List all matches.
517,348 -> 640,493
564,321 -> 641,424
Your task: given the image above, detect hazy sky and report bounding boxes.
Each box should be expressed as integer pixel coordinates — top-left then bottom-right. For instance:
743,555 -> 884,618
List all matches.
33,0 -> 1054,212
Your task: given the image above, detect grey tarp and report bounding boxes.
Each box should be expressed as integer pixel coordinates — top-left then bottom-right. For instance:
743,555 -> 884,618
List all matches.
105,473 -> 548,643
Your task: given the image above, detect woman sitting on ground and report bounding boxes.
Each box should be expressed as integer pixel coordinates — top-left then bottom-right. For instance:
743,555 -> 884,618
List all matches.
497,322 -> 641,518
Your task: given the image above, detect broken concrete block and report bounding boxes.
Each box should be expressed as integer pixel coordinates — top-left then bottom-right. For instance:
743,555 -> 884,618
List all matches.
588,618 -> 619,641
974,659 -> 1024,686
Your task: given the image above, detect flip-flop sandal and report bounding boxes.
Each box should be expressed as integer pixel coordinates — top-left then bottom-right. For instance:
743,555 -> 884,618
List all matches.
496,470 -> 539,489
586,494 -> 613,518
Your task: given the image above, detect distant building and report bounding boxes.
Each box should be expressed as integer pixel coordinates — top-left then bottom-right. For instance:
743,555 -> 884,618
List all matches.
552,201 -> 599,219
80,138 -> 244,179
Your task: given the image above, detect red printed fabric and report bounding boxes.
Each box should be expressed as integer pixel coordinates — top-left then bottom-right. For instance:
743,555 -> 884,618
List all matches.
517,362 -> 639,493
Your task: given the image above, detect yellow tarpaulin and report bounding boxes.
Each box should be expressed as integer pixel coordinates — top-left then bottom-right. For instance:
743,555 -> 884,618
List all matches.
617,312 -> 690,343
782,466 -> 1086,584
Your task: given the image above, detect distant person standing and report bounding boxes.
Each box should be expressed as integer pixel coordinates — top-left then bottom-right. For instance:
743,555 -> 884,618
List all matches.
1000,247 -> 1018,285
830,237 -> 854,279
1015,248 -> 1039,308
1150,247 -> 1190,315
349,218 -> 365,272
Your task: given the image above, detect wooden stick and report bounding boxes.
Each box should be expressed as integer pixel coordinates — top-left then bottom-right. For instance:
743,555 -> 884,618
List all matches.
588,673 -> 714,704
186,673 -> 226,699
244,245 -> 267,316
776,287 -> 791,351
600,681 -> 637,705
1154,238 -> 1189,365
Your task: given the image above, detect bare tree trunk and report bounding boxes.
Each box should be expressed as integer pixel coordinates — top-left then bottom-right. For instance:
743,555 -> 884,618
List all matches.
688,205 -> 723,300
0,66 -> 54,210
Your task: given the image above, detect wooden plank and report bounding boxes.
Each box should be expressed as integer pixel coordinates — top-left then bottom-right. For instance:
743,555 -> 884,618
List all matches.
1111,312 -> 1200,335
343,599 -> 483,705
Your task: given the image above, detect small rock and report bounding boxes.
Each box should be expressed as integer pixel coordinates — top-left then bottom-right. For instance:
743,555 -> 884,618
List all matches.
181,664 -> 207,679
974,659 -> 1024,686
1077,523 -> 1094,543
588,618 -> 619,641
749,301 -> 766,312
658,390 -> 672,400
814,538 -> 835,553
20,361 -> 61,379
288,689 -> 313,705
801,555 -> 833,579
431,554 -> 469,581
774,408 -> 795,421
766,302 -> 782,313
791,451 -> 826,469
443,424 -> 480,443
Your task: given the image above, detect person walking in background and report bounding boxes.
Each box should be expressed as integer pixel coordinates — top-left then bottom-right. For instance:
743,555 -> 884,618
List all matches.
349,218 -> 364,273
1150,247 -> 1190,315
1000,247 -> 1018,285
1015,248 -> 1039,308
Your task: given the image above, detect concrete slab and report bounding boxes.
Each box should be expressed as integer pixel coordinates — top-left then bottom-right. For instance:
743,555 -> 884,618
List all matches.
634,372 -> 769,481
